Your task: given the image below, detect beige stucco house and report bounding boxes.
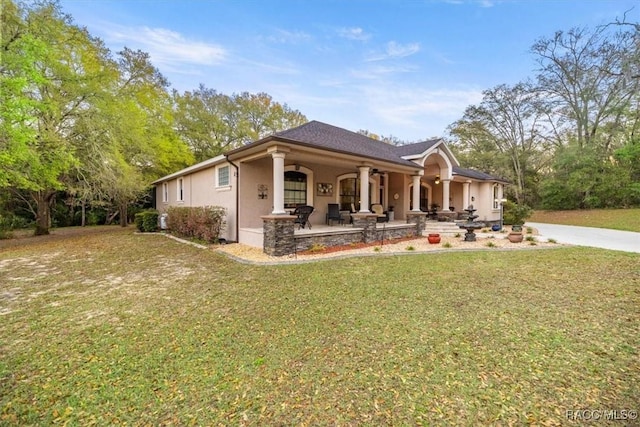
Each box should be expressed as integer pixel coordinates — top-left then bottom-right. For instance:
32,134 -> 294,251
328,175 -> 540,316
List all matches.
153,121 -> 508,255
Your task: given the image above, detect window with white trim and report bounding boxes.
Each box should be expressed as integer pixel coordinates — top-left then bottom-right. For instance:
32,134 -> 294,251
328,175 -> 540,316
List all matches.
177,177 -> 184,202
492,184 -> 499,209
217,165 -> 230,187
162,182 -> 169,202
284,171 -> 307,208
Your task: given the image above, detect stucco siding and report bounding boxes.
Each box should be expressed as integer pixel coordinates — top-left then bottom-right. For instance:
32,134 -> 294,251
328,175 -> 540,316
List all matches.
472,182 -> 500,222
155,161 -> 238,242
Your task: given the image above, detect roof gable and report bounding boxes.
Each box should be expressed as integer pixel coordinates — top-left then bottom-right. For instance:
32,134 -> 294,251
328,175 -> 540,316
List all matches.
393,138 -> 441,157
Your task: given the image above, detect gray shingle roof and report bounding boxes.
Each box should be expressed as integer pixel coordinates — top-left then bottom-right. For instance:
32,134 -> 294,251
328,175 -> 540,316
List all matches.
271,121 -> 418,167
229,120 -> 506,182
393,138 -> 441,157
453,166 -> 510,183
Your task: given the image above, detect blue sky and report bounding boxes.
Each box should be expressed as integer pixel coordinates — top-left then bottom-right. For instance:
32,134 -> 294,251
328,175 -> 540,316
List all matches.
59,0 -> 638,142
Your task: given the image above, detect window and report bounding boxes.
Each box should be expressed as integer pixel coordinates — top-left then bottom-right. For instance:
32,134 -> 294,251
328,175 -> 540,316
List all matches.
162,182 -> 169,202
177,177 -> 184,202
338,175 -> 373,211
217,165 -> 230,187
339,177 -> 358,211
492,184 -> 499,209
284,171 -> 307,208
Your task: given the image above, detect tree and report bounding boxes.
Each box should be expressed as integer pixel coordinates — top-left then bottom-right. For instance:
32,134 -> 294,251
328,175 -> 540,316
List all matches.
448,83 -> 548,204
1,0 -> 116,234
70,48 -> 193,227
173,85 -> 307,162
533,23 -> 640,208
0,0 -> 50,190
1,2 -> 193,233
532,25 -> 638,152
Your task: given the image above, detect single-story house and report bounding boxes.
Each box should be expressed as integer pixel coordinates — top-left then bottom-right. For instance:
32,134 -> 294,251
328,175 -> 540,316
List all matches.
153,120 -> 508,256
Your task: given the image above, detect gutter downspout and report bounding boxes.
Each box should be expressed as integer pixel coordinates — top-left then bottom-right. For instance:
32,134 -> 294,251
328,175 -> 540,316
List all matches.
225,155 -> 239,243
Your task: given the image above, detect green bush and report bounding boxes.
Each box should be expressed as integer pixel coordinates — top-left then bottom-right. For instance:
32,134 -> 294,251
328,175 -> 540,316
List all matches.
166,206 -> 226,243
0,214 -> 33,239
0,215 -> 13,240
503,201 -> 532,225
134,210 -> 159,232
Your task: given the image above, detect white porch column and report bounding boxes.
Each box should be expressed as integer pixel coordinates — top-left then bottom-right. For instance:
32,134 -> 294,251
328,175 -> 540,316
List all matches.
411,175 -> 421,211
441,179 -> 450,211
358,166 -> 370,212
271,151 -> 286,214
462,181 -> 471,210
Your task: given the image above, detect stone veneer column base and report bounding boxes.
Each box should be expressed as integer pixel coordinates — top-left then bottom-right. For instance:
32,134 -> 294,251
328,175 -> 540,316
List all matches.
262,214 -> 296,256
351,213 -> 379,243
406,211 -> 428,235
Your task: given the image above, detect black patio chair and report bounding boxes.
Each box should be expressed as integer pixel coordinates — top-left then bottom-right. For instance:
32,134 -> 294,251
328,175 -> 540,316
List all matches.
326,203 -> 344,225
293,205 -> 314,229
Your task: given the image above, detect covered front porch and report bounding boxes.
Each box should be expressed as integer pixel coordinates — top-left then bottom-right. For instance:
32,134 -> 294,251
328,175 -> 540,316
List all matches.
226,125 -> 503,255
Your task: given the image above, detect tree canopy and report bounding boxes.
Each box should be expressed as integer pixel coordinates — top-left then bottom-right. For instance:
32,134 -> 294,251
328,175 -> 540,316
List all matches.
173,86 -> 307,163
448,20 -> 640,209
0,0 -> 306,234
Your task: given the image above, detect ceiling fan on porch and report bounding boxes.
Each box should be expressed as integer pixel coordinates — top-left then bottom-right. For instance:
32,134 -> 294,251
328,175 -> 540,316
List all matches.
370,168 -> 388,176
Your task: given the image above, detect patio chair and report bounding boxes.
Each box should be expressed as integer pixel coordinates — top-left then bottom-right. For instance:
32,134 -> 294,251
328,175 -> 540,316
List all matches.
326,203 -> 344,226
293,205 -> 314,229
371,204 -> 389,223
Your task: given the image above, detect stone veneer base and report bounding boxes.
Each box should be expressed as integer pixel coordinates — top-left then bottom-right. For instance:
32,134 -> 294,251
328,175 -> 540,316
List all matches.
263,212 -> 428,257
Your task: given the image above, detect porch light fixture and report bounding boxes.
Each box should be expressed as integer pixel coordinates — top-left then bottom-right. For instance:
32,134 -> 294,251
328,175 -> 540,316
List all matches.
434,175 -> 440,185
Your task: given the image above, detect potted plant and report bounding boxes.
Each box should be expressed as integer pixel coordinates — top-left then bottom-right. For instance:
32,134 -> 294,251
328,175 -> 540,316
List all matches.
503,201 -> 531,242
507,231 -> 524,243
503,201 -> 532,233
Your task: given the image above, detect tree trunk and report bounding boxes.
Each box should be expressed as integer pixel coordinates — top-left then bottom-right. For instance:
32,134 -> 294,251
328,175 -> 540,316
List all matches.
119,203 -> 127,227
68,196 -> 75,227
81,200 -> 86,227
34,190 -> 55,235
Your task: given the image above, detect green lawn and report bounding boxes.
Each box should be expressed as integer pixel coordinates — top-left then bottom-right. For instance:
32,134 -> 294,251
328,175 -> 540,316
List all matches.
530,208 -> 640,232
1,228 -> 638,425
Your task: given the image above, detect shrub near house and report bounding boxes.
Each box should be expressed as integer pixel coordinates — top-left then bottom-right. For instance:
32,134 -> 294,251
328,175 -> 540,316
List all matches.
167,206 -> 226,243
134,210 -> 159,232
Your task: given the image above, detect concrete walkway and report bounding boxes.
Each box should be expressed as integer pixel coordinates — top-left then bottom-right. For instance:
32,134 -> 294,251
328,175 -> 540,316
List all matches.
527,222 -> 640,254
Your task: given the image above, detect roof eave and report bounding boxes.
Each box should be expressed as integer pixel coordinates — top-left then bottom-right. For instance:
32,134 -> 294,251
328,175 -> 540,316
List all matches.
152,154 -> 226,184
228,135 -> 419,169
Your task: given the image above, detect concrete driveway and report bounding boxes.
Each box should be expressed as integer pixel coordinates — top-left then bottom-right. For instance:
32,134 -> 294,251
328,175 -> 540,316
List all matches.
527,222 -> 640,254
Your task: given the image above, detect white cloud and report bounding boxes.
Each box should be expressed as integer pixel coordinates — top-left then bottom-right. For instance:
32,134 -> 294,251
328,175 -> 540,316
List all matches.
266,29 -> 313,44
386,41 -> 420,58
104,24 -> 227,69
350,64 -> 418,80
356,84 -> 483,138
337,27 -> 371,41
365,41 -> 421,61
479,0 -> 496,7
